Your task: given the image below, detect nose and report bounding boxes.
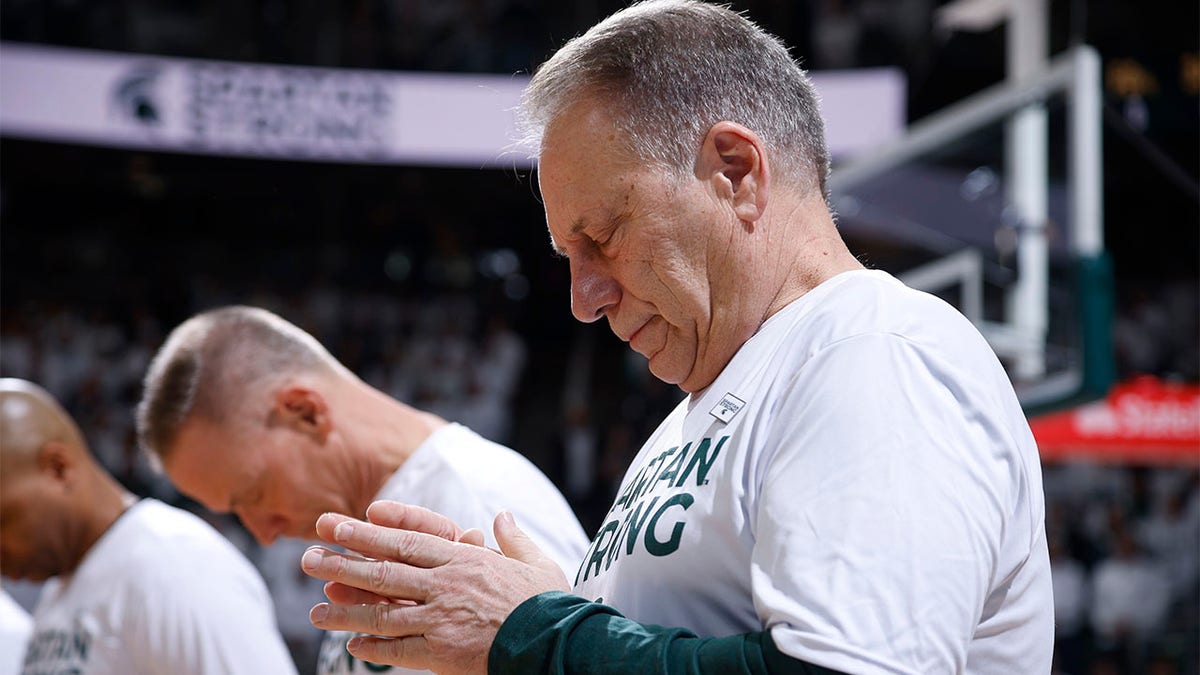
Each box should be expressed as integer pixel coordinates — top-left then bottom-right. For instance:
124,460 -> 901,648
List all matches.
570,254 -> 620,323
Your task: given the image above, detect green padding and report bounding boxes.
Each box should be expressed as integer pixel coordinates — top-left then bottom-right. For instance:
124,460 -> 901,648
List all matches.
1075,252 -> 1116,398
489,591 -> 845,674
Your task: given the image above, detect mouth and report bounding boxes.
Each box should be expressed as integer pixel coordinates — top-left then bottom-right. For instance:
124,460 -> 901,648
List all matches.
620,318 -> 651,344
627,319 -> 667,359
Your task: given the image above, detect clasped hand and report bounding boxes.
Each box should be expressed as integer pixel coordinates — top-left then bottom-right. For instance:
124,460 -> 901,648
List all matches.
300,501 -> 570,675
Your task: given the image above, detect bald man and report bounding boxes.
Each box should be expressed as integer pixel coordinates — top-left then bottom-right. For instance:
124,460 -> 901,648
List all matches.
0,378 -> 298,675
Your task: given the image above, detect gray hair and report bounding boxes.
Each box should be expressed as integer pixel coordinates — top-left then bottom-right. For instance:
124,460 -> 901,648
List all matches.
136,306 -> 340,461
519,0 -> 829,195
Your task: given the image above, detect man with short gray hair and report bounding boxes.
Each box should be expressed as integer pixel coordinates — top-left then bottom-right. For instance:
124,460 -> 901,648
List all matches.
300,2 -> 1055,673
138,305 -> 589,675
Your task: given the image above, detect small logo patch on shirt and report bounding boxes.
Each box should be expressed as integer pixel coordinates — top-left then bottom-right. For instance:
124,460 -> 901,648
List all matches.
709,393 -> 746,423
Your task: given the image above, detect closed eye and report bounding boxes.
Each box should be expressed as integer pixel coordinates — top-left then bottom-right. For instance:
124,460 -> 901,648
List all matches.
591,211 -> 630,256
549,208 -> 627,259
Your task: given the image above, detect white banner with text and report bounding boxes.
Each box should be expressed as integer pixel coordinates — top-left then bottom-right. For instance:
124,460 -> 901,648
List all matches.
0,42 -> 905,167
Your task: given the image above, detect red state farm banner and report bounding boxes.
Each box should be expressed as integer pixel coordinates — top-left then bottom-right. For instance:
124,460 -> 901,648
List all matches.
1030,376 -> 1200,465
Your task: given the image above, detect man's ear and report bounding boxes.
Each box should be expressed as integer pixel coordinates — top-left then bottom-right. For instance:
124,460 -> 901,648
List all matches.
273,386 -> 332,441
697,121 -> 770,224
36,441 -> 74,486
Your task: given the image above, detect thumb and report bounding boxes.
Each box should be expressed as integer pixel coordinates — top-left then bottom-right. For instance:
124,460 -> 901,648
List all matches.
494,511 -> 571,593
494,511 -> 545,564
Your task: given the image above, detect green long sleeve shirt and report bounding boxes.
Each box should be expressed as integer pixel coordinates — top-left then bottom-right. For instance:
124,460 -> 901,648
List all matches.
488,591 -> 845,675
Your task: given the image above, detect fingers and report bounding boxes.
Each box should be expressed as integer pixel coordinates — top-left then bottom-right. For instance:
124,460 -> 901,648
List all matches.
346,635 -> 433,671
322,581 -> 392,606
366,501 -> 466,543
310,600 -> 432,641
314,512 -> 354,543
302,546 -> 429,602
458,527 -> 486,547
313,514 -> 456,568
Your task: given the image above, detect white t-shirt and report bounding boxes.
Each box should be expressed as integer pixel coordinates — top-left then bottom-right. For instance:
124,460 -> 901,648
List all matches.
572,270 -> 1054,674
318,423 -> 589,675
22,499 -> 297,675
0,590 -> 32,675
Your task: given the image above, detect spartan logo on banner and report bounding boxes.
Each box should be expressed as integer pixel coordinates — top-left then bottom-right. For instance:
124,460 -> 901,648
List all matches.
111,64 -> 164,129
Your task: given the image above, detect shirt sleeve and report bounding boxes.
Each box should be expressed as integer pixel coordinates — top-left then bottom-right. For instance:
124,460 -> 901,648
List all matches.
129,544 -> 300,675
751,333 -> 1006,674
488,591 -> 845,675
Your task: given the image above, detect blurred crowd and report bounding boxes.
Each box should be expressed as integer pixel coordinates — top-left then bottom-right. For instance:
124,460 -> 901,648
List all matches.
0,288 -> 528,500
1114,281 -> 1200,383
1045,464 -> 1200,675
0,0 -> 935,77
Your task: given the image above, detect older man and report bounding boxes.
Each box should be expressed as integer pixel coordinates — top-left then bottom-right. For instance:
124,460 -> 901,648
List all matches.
137,305 -> 589,675
299,1 -> 1055,673
0,378 -> 296,674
